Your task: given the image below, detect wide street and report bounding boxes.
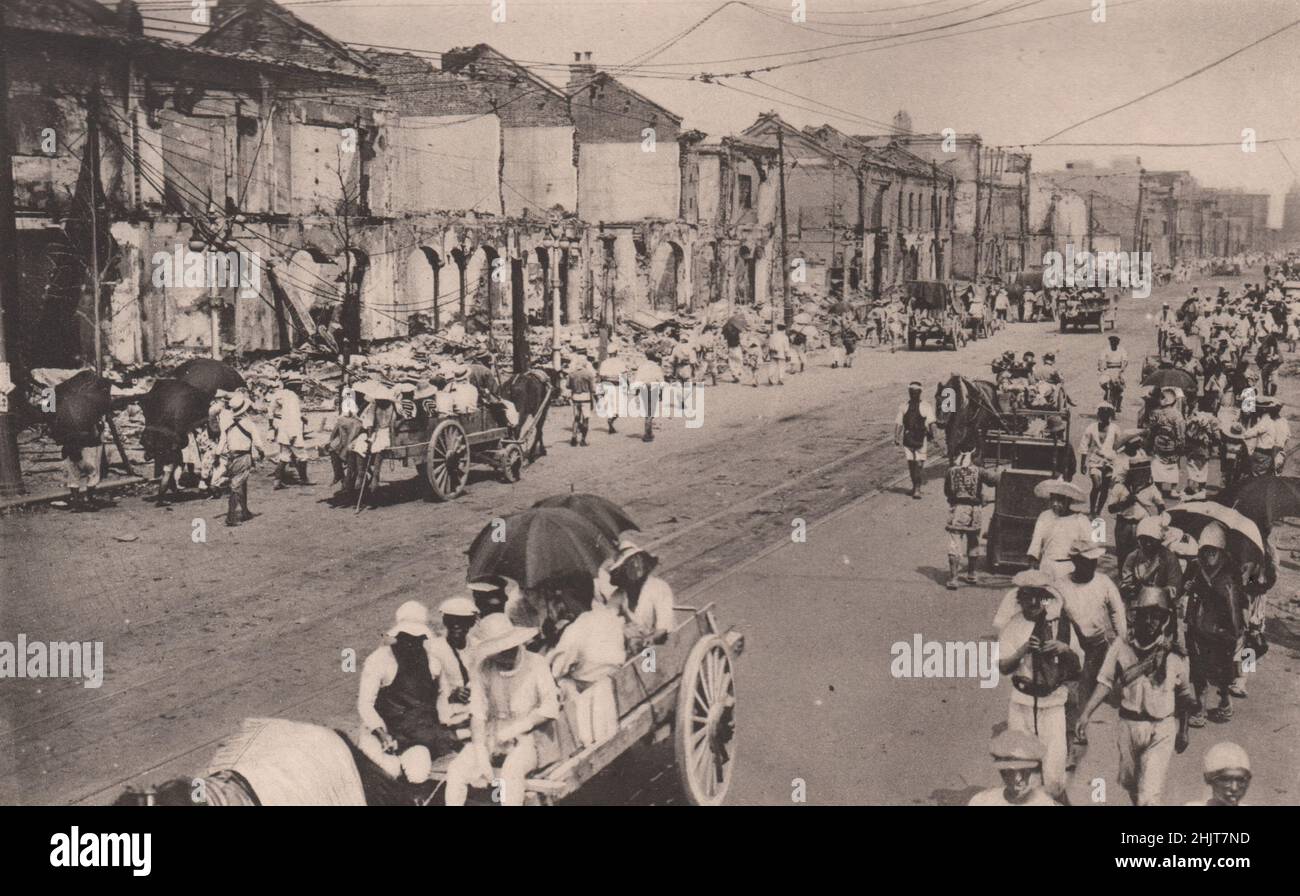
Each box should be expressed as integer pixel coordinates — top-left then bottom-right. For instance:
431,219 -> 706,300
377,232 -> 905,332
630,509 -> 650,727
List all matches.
3,267 -> 1297,806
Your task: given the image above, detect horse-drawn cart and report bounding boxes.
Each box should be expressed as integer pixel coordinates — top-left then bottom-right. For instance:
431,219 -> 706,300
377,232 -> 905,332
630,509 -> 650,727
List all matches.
378,383 -> 551,501
980,407 -> 1073,571
1058,291 -> 1114,333
904,280 -> 966,351
429,603 -> 743,805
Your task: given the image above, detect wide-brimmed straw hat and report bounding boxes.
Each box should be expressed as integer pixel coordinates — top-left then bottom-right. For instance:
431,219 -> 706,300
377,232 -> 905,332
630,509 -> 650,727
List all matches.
471,613 -> 537,663
1033,479 -> 1086,502
1069,538 -> 1105,560
608,538 -> 659,578
226,393 -> 252,417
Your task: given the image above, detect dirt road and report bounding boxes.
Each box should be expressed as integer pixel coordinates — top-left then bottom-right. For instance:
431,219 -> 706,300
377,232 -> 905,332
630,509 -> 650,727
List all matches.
3,269 -> 1296,805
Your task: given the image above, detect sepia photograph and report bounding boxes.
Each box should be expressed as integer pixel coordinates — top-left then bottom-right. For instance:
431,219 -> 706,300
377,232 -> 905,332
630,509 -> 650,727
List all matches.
0,0 -> 1296,855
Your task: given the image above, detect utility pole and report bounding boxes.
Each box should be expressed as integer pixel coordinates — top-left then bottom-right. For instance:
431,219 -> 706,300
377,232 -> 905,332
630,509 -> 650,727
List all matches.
87,91 -> 103,372
972,143 -> 982,282
0,4 -> 27,496
776,127 -> 790,329
1086,190 -> 1094,255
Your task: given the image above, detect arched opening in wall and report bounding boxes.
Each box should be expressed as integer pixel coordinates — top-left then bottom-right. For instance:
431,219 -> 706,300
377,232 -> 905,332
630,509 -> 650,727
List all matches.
735,246 -> 757,305
648,241 -> 685,312
450,247 -> 468,321
535,246 -> 552,326
904,245 -> 920,282
598,237 -> 617,325
465,245 -> 499,333
705,241 -> 720,305
403,246 -> 442,333
280,248 -> 337,341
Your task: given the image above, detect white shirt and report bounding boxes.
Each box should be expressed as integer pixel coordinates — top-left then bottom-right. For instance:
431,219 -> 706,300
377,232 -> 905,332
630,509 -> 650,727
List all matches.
428,635 -> 473,727
550,604 -> 627,685
625,576 -> 675,636
998,602 -> 1081,708
1027,510 -> 1093,574
470,650 -> 560,747
1054,573 -> 1126,642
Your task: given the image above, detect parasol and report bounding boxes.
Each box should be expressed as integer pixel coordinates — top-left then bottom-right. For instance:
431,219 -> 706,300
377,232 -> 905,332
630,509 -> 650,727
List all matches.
1167,501 -> 1265,560
532,493 -> 639,541
1141,367 -> 1196,392
466,507 -> 616,588
49,370 -> 112,447
1218,475 -> 1300,535
172,358 -> 247,395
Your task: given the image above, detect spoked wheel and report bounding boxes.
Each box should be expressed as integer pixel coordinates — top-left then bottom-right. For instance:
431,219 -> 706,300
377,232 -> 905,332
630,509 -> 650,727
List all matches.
425,419 -> 470,501
497,443 -> 523,483
674,635 -> 737,806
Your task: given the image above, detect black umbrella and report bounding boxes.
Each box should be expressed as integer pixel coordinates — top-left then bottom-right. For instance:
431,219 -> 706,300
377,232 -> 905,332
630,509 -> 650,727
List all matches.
466,507 -> 616,588
139,378 -> 211,456
532,493 -> 639,541
1219,475 -> 1300,535
1141,367 -> 1196,392
172,358 -> 246,396
49,370 -> 112,447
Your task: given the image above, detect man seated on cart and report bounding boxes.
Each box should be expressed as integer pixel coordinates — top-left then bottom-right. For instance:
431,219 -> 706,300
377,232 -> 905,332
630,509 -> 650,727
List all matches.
445,615 -> 560,807
440,362 -> 480,415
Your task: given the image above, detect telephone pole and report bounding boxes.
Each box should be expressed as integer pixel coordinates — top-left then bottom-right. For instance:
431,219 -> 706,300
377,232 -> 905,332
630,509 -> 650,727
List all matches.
776,126 -> 791,329
0,5 -> 27,496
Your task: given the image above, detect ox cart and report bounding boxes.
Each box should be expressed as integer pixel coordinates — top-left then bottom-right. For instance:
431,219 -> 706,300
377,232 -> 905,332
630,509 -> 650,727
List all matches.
905,280 -> 966,351
980,407 -> 1074,571
377,384 -> 551,501
428,604 -> 743,805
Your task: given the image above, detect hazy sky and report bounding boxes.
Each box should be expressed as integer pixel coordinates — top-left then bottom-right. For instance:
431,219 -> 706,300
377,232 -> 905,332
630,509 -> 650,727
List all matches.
142,0 -> 1300,223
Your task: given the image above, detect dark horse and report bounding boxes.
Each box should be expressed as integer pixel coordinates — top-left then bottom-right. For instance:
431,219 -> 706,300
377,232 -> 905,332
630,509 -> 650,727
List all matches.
934,374 -> 1004,461
502,368 -> 555,461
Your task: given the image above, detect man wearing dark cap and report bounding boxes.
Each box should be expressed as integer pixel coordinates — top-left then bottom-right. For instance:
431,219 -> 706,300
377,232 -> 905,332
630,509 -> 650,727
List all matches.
895,382 -> 939,499
467,575 -> 516,620
968,731 -> 1059,805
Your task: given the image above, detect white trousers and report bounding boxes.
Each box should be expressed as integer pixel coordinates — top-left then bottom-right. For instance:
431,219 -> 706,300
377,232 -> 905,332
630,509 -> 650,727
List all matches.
356,728 -> 432,783
1008,700 -> 1067,799
444,734 -> 539,806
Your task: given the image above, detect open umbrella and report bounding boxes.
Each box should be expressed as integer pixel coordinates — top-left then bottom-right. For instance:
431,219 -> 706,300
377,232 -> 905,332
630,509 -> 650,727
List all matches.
1141,367 -> 1196,392
532,493 -> 639,541
172,358 -> 246,395
1218,475 -> 1300,534
1167,501 -> 1265,560
49,370 -> 112,447
466,507 -> 616,588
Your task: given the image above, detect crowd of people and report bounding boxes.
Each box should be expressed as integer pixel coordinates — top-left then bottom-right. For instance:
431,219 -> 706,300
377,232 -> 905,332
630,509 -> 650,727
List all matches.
354,537 -> 674,805
894,255 -> 1298,806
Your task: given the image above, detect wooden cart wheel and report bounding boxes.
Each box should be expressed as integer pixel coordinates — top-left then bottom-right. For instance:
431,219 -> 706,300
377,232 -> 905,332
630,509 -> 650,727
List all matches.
498,443 -> 523,483
425,419 -> 470,501
674,634 -> 737,806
